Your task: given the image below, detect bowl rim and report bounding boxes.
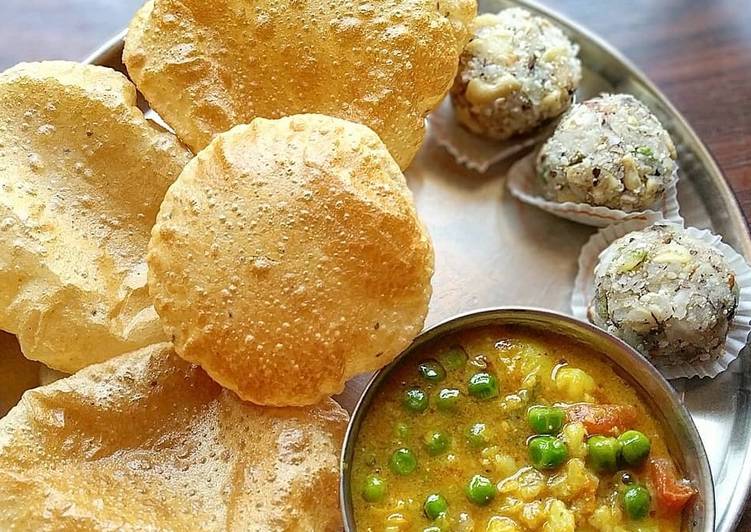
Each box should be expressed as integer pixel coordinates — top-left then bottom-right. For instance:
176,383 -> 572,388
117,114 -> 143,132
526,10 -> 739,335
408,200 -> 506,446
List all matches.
339,306 -> 715,531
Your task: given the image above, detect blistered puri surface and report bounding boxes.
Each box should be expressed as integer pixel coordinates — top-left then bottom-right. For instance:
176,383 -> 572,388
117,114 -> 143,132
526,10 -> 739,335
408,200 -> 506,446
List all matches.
123,0 -> 476,169
0,343 -> 348,531
0,61 -> 192,372
148,115 -> 434,406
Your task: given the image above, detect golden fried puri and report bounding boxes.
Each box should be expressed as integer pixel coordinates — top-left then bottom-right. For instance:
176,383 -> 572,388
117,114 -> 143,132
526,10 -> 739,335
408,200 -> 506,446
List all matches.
0,61 -> 192,373
0,332 -> 40,418
0,343 -> 348,531
123,0 -> 476,169
148,114 -> 434,406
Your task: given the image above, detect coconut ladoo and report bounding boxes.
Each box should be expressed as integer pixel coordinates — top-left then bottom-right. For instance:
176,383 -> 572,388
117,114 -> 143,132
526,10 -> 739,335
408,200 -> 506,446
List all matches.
0,61 -> 192,373
537,93 -> 677,211
122,0 -> 476,169
590,224 -> 739,365
148,114 -> 434,406
450,7 -> 581,141
0,343 -> 347,530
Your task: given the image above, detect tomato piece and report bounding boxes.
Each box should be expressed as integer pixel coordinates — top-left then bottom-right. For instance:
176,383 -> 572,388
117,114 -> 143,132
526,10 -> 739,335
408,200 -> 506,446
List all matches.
565,403 -> 637,436
647,458 -> 697,515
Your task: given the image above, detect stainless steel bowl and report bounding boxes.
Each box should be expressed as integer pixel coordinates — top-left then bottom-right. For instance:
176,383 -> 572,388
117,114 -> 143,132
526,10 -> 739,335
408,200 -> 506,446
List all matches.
340,307 -> 714,531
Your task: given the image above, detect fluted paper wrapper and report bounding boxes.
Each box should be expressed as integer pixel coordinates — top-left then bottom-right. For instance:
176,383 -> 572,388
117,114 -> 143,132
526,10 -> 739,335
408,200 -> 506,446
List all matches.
428,97 -> 555,173
572,215 -> 751,379
508,150 -> 681,227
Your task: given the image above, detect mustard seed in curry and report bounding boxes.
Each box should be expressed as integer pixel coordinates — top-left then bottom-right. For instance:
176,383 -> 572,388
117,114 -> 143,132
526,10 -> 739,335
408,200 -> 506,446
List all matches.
351,326 -> 696,531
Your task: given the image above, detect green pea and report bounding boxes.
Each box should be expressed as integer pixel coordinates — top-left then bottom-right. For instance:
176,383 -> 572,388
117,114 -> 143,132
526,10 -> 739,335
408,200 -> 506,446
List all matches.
418,359 -> 446,382
468,372 -> 499,400
587,436 -> 621,472
466,422 -> 492,449
527,406 -> 566,435
423,430 -> 450,456
636,146 -> 654,157
423,493 -> 448,519
465,474 -> 496,506
436,388 -> 461,411
622,484 -> 651,520
618,430 -> 651,466
394,421 -> 410,439
361,474 -> 387,502
528,435 -> 568,470
403,388 -> 428,413
389,448 -> 417,475
438,346 -> 468,371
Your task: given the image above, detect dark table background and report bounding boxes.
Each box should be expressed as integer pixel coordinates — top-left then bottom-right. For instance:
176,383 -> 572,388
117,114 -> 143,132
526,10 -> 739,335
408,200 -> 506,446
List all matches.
1,0 -> 750,528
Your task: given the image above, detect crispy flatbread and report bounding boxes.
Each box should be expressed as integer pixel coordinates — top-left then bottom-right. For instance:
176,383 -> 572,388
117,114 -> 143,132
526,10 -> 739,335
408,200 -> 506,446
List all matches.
0,343 -> 347,531
0,61 -> 192,372
148,114 -> 434,405
123,0 -> 476,169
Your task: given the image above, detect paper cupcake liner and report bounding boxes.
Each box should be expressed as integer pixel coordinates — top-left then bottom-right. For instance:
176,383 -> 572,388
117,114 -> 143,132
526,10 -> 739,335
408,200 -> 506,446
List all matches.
507,150 -> 682,227
427,97 -> 555,174
572,216 -> 751,379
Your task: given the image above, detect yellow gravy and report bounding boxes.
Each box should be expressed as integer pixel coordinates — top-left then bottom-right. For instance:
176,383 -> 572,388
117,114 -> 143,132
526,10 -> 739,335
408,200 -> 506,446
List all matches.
351,325 -> 695,531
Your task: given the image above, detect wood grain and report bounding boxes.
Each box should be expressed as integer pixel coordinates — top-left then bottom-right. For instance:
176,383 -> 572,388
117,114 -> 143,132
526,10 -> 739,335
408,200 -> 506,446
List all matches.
1,0 -> 750,528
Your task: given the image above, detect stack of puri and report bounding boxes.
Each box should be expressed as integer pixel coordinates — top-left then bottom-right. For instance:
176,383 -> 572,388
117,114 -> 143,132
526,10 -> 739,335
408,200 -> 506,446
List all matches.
0,0 -> 477,528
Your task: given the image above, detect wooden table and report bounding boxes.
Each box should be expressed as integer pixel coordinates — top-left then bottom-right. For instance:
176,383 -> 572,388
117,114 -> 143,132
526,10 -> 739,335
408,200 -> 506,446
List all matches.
1,0 -> 750,528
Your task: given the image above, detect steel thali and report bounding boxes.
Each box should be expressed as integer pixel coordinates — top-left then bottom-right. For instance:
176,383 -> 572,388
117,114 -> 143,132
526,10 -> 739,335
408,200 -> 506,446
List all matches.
86,0 -> 751,529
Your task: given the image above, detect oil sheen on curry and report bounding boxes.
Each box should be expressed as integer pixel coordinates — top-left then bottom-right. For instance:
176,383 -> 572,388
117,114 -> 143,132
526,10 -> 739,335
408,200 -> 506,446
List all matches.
351,326 -> 696,531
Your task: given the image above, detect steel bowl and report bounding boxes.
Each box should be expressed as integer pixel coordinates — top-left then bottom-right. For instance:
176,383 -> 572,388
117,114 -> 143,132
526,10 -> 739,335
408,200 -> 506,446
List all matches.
340,307 -> 714,531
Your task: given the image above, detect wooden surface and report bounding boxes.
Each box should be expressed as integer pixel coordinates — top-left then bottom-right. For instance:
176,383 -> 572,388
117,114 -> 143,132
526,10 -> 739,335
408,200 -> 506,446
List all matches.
1,0 -> 750,528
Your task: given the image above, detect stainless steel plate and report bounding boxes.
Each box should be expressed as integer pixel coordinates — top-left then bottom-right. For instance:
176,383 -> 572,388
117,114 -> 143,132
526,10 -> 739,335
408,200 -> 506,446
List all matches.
87,1 -> 751,529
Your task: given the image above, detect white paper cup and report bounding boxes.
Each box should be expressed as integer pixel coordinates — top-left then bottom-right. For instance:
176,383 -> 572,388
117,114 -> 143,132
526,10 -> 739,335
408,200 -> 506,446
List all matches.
428,97 -> 556,174
572,216 -> 751,379
507,150 -> 682,227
